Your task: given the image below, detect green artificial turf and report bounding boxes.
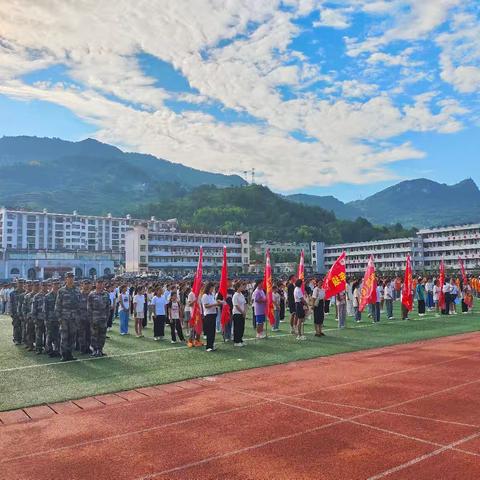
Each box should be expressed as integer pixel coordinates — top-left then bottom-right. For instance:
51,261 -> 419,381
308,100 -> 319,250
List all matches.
0,304 -> 478,411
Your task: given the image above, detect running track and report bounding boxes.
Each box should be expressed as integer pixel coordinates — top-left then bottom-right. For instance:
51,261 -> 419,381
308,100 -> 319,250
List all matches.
1,332 -> 480,479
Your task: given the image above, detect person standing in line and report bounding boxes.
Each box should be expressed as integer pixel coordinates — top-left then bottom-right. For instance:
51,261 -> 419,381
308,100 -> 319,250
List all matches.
287,275 -> 297,334
272,285 -> 281,331
167,291 -> 185,344
346,279 -> 354,317
107,284 -> 115,332
312,278 -> 325,336
77,279 -> 92,354
384,278 -> 394,320
416,277 -> 426,316
425,277 -> 434,311
278,283 -> 286,323
88,278 -> 111,357
336,289 -> 347,329
22,281 -> 37,351
186,284 -> 204,348
9,279 -> 25,345
55,273 -> 80,362
183,286 -> 192,336
294,279 -> 307,340
232,282 -> 246,346
442,277 -> 451,315
32,281 -> 48,354
433,279 -> 441,316
252,279 -> 267,339
118,284 -> 130,335
151,286 -> 167,341
202,283 -> 223,352
44,280 -> 60,357
133,286 -> 146,337
352,280 -> 361,322
373,281 -> 382,323
449,278 -> 458,315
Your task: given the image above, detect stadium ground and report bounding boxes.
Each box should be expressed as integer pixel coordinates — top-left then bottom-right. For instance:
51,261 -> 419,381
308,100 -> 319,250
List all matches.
0,303 -> 479,412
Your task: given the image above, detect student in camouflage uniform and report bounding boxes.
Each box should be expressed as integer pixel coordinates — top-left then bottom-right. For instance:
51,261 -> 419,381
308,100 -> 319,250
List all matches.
22,281 -> 38,351
55,272 -> 80,362
77,279 -> 92,354
88,278 -> 110,357
44,280 -> 60,357
32,281 -> 48,354
9,279 -> 25,345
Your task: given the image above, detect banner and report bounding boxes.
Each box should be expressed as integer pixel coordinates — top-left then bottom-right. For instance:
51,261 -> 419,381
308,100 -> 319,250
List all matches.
263,249 -> 275,326
458,256 -> 468,286
438,259 -> 445,311
219,246 -> 231,329
401,254 -> 413,311
190,247 -> 204,335
297,249 -> 305,293
359,255 -> 377,312
322,252 -> 346,300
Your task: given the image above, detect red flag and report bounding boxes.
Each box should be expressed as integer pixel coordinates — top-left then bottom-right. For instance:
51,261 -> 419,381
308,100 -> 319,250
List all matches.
458,256 -> 467,286
322,252 -> 346,300
190,247 -> 203,335
438,259 -> 445,310
297,249 -> 305,294
219,246 -> 231,330
263,249 -> 275,326
359,255 -> 377,312
402,254 -> 413,311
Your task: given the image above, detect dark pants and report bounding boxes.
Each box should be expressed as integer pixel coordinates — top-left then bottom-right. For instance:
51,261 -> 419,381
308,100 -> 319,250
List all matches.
107,309 -> 113,328
374,303 -> 381,322
313,301 -> 324,325
204,313 -> 216,349
233,314 -> 245,343
324,299 -> 330,313
401,304 -> 409,320
442,293 -> 451,315
170,319 -> 185,342
143,305 -> 148,328
154,315 -> 166,337
418,299 -> 425,314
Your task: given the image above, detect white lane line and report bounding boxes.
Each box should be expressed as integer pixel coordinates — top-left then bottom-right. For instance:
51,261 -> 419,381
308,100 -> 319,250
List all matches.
367,432 -> 480,480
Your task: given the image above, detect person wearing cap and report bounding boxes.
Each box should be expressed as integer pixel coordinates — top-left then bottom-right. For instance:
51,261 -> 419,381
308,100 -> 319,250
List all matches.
77,279 -> 92,354
9,279 -> 25,345
87,278 -> 110,357
32,281 -> 48,354
44,280 -> 61,357
55,272 -> 80,361
23,281 -> 38,352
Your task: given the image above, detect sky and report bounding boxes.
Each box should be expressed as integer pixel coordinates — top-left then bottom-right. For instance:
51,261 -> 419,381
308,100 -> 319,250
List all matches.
0,0 -> 479,202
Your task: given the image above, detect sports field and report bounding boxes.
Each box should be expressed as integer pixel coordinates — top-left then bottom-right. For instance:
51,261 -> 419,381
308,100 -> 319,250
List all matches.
1,303 -> 479,412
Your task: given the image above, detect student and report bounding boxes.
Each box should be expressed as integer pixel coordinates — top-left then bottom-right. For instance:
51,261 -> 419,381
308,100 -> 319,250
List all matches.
272,285 -> 281,331
425,277 -> 434,310
118,285 -> 130,335
232,282 -> 246,346
294,279 -> 307,340
167,291 -> 185,343
252,279 -> 267,339
186,284 -> 204,348
133,287 -> 145,337
352,280 -> 361,322
151,287 -> 167,341
384,279 -> 394,320
336,289 -> 347,328
433,279 -> 441,316
202,283 -> 222,351
312,279 -> 325,336
416,278 -> 426,316
450,279 -> 458,315
107,284 -> 115,331
287,275 -> 297,334
442,277 -> 451,315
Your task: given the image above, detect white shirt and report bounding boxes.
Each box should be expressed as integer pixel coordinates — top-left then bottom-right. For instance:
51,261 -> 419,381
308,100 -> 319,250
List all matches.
151,295 -> 166,315
312,286 -> 325,302
118,293 -> 129,311
185,291 -> 196,313
232,292 -> 246,315
202,293 -> 217,315
433,285 -> 441,301
294,286 -> 304,303
108,291 -> 115,307
384,284 -> 394,300
133,294 -> 145,315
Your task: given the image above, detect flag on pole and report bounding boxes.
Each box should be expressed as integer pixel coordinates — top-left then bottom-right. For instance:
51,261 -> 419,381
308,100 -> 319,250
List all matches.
297,249 -> 305,293
402,254 -> 413,311
219,245 -> 231,330
359,255 -> 377,312
263,249 -> 275,326
190,247 -> 203,335
458,256 -> 468,286
438,259 -> 445,311
322,252 -> 347,300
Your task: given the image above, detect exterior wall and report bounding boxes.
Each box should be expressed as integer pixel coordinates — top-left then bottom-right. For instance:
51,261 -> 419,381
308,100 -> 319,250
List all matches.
310,241 -> 326,274
253,241 -> 309,256
125,226 -> 149,273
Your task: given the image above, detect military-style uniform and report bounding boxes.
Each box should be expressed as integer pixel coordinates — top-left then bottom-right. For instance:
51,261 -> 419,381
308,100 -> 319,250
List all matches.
77,286 -> 91,354
9,282 -> 25,344
44,287 -> 60,356
55,281 -> 80,361
22,284 -> 36,350
32,286 -> 47,354
88,288 -> 110,356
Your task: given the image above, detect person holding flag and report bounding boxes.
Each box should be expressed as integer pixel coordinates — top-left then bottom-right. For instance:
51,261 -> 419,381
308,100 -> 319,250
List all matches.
294,278 -> 308,340
401,255 -> 413,320
359,255 -> 377,322
218,246 -> 233,341
252,279 -> 267,339
187,248 -> 205,348
311,278 -> 326,337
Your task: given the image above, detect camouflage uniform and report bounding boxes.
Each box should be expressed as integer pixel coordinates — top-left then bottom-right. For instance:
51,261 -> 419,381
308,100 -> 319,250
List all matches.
32,288 -> 46,353
22,286 -> 36,350
55,284 -> 80,360
77,289 -> 91,353
88,289 -> 110,356
44,289 -> 60,356
9,284 -> 24,344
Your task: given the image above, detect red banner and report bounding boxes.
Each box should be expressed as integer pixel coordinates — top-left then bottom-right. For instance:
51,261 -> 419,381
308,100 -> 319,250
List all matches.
219,246 -> 231,329
263,249 -> 275,326
359,255 -> 377,312
297,249 -> 305,294
458,256 -> 468,286
190,247 -> 203,335
322,252 -> 346,300
438,259 -> 445,310
401,254 -> 413,311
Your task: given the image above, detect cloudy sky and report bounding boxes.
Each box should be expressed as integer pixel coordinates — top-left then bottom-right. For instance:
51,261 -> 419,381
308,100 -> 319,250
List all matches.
0,0 -> 479,200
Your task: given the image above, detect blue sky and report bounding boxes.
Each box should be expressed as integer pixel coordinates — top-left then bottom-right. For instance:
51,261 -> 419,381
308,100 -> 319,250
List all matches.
0,1 -> 479,201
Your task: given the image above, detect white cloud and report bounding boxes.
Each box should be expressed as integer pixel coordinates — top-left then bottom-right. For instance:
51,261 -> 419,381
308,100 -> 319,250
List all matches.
314,8 -> 351,29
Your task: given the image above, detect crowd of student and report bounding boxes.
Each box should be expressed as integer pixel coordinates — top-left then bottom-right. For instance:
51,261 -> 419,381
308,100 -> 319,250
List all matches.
0,272 -> 477,359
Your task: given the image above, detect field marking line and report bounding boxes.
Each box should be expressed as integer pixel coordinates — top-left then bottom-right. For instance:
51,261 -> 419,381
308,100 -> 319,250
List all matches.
0,313 -> 473,373
366,431 -> 480,480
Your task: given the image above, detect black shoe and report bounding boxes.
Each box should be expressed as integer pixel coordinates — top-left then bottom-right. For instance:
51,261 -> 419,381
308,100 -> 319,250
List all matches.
69,356 -> 78,361
60,355 -> 69,362
36,349 -> 43,355
320,332 -> 326,336
90,350 -> 98,357
98,351 -> 107,357
105,335 -> 110,339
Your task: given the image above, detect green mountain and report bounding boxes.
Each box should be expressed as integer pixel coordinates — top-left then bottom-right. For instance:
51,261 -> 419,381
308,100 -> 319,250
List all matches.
286,193 -> 362,220
0,136 -> 245,215
349,178 -> 480,227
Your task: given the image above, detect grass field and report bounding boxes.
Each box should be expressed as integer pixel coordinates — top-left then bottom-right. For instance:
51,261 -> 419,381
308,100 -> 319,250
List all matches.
1,303 -> 479,411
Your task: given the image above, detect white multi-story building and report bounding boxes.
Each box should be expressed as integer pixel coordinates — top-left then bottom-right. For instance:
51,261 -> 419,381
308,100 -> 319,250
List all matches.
418,224 -> 480,271
126,226 -> 250,276
0,207 -> 177,252
253,241 -> 309,257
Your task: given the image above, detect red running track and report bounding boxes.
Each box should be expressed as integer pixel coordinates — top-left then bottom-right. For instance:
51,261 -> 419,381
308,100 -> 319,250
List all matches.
1,332 -> 480,480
